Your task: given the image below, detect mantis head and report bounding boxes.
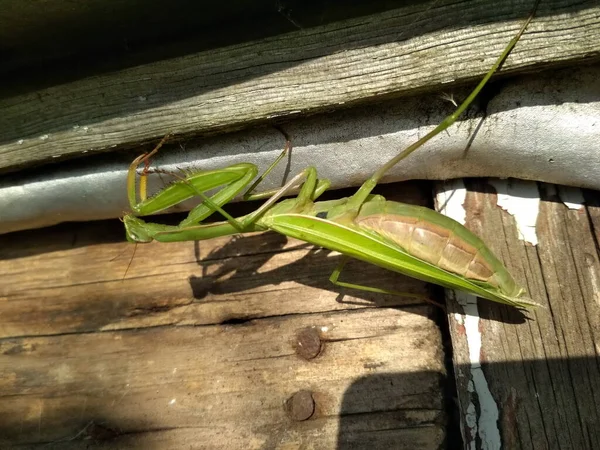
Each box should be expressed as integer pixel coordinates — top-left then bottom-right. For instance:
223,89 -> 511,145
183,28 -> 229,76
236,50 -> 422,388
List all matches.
123,214 -> 154,243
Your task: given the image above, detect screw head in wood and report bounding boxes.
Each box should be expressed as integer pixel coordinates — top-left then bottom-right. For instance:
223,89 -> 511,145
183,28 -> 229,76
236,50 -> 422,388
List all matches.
286,390 -> 315,421
295,327 -> 322,360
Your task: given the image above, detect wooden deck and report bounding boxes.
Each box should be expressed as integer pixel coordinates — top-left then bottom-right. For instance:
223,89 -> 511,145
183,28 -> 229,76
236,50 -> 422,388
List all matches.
1,180 -> 599,449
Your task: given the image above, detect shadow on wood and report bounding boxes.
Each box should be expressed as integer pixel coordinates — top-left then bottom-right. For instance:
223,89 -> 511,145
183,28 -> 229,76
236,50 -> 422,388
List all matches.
1,355 -> 597,449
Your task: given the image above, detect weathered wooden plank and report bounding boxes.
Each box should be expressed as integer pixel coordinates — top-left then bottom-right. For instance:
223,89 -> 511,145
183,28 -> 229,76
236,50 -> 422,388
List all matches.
0,307 -> 446,449
1,0 -> 598,171
8,415 -> 445,450
438,180 -> 600,449
0,1 -> 290,77
0,1 -> 423,77
0,228 -> 431,338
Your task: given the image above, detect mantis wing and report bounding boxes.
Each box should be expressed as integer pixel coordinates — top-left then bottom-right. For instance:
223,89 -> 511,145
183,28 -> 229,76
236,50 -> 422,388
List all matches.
264,212 -> 538,308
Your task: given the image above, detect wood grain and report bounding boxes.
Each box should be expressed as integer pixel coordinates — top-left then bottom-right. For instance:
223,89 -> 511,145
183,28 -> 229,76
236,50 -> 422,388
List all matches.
1,0 -> 599,171
0,308 -> 445,449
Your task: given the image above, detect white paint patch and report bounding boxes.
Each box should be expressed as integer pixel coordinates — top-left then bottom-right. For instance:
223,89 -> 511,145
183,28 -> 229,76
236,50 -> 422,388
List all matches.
169,399 -> 176,406
489,179 -> 540,246
435,179 -> 467,223
472,369 -> 501,449
436,181 -> 502,450
558,186 -> 585,210
458,291 -> 502,450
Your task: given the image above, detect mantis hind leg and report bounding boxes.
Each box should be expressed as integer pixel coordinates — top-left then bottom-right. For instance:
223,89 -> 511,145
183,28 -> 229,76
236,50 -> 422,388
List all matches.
329,256 -> 444,308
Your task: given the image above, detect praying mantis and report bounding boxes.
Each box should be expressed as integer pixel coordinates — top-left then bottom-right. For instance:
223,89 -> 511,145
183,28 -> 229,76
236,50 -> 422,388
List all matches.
123,1 -> 541,308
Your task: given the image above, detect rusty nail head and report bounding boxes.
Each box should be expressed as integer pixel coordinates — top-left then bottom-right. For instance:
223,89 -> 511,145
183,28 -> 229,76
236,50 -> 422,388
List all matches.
295,327 -> 321,360
286,390 -> 315,421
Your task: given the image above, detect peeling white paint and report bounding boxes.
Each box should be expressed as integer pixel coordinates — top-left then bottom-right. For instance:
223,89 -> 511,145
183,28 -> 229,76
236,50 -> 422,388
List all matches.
489,179 -> 540,245
448,288 -> 503,450
462,292 -> 501,450
436,181 -> 502,450
435,179 -> 467,222
558,186 -> 585,210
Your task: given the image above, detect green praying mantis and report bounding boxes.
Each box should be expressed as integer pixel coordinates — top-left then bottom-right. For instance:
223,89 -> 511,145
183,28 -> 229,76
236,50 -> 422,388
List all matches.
123,1 -> 541,308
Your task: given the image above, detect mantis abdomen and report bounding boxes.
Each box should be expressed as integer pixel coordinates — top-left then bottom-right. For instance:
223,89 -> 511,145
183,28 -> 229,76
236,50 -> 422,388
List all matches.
355,201 -> 522,298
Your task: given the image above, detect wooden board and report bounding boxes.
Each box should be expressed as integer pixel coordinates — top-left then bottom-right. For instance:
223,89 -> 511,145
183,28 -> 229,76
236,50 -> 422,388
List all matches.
1,0 -> 599,172
0,0 -> 435,77
0,308 -> 445,449
439,180 -> 600,449
0,183 -> 449,449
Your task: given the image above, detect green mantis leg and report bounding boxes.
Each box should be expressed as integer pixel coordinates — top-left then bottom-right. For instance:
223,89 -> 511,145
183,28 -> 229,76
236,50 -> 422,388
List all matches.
129,130 -> 293,228
242,128 -> 292,201
329,256 -> 444,308
128,133 -> 172,207
124,165 -> 331,243
241,129 -> 329,203
124,128 -> 333,242
175,163 -> 331,231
